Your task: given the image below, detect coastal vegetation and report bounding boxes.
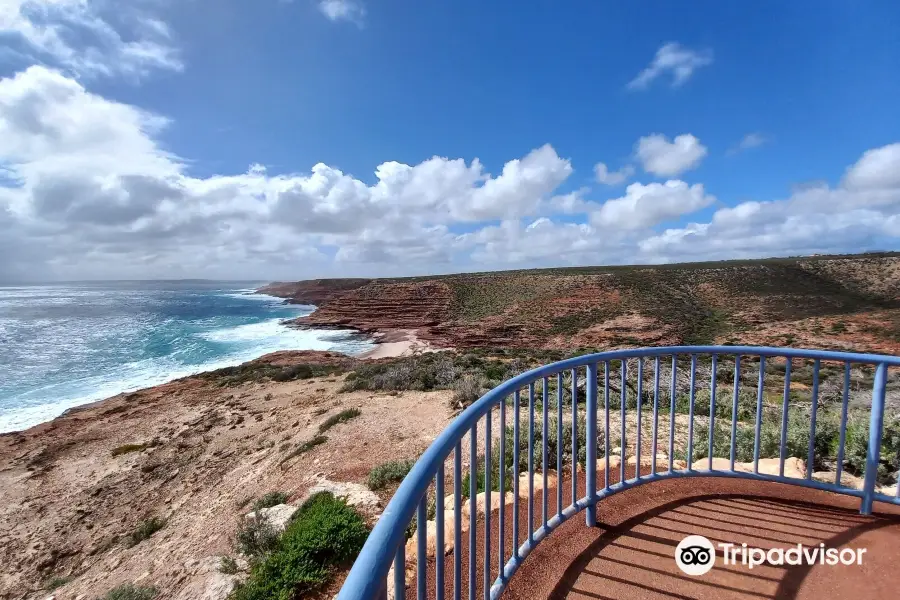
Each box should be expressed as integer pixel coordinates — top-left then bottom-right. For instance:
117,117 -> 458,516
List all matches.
103,583 -> 159,600
229,492 -> 369,600
252,491 -> 289,511
200,361 -> 347,387
318,408 -> 361,433
125,517 -> 166,547
367,459 -> 415,491
45,575 -> 73,590
111,443 -> 148,457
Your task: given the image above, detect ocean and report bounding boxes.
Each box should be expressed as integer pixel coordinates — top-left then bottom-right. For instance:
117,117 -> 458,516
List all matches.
0,281 -> 373,433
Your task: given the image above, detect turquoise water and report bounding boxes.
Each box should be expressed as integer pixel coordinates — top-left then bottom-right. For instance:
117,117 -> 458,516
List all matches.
0,281 -> 373,433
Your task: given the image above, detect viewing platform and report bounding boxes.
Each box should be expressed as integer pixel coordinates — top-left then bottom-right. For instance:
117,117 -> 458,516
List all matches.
337,346 -> 900,600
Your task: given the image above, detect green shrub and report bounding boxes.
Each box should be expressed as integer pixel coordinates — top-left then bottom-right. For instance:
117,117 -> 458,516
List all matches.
367,459 -> 415,490
126,517 -> 166,547
235,512 -> 280,558
111,443 -> 147,457
451,375 -> 486,410
253,491 -> 289,511
103,584 -> 158,600
666,388 -> 761,422
318,408 -> 361,433
229,492 -> 369,600
279,435 -> 328,467
219,556 -> 239,575
461,415 -> 601,499
45,575 -> 73,590
685,407 -> 842,469
272,364 -> 313,382
340,351 -> 521,394
843,414 -> 900,485
203,362 -> 346,387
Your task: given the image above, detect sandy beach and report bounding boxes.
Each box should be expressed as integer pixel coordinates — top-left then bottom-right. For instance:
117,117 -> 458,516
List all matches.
359,328 -> 438,359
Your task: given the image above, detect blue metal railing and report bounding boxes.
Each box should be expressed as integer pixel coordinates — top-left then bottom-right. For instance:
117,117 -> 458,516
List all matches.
338,346 -> 900,600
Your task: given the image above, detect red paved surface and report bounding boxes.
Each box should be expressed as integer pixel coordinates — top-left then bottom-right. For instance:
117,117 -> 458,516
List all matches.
417,467 -> 900,600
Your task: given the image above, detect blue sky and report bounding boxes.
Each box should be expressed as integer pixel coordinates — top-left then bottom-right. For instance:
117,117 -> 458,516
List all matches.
1,0 -> 899,281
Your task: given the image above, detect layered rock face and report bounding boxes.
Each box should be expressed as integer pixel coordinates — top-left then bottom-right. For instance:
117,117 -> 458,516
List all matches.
295,281 -> 454,332
262,254 -> 900,353
257,279 -> 372,306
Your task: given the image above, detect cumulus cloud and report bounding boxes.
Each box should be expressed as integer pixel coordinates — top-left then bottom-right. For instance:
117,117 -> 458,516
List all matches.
638,146 -> 900,261
318,0 -> 365,25
594,162 -> 634,186
1,64 -> 898,280
636,133 -> 708,177
628,42 -> 712,90
0,66 -> 579,279
591,181 -> 715,230
0,0 -> 182,79
842,143 -> 900,191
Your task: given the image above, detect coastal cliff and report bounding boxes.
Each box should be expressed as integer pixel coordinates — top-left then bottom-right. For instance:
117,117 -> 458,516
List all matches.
256,279 -> 372,307
264,253 -> 900,355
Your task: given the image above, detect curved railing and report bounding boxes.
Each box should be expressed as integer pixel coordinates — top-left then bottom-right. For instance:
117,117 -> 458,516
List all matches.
338,346 -> 900,600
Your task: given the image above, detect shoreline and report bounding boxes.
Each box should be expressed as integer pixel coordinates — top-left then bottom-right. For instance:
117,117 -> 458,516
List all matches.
1,323 -> 441,437
0,289 -> 396,436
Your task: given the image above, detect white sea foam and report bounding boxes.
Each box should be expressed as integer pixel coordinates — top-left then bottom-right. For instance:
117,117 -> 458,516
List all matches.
0,316 -> 373,434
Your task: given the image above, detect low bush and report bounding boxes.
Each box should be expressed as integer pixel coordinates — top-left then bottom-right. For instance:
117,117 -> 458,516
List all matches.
229,492 -> 369,600
111,443 -> 148,457
461,415 -> 601,499
235,512 -> 280,558
103,584 -> 158,600
219,556 -> 239,575
126,517 -> 166,547
318,408 -> 361,433
451,375 -> 486,410
279,435 -> 328,467
253,491 -> 289,511
684,406 -> 844,470
340,351 -> 522,400
202,362 -> 347,387
319,408 -> 362,433
368,459 -> 415,490
45,575 -> 73,590
843,414 -> 900,485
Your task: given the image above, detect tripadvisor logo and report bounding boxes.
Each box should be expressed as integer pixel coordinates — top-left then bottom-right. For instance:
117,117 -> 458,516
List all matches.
675,535 -> 716,575
675,535 -> 867,575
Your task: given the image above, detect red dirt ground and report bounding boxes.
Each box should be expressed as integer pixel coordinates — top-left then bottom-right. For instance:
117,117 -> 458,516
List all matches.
416,468 -> 900,600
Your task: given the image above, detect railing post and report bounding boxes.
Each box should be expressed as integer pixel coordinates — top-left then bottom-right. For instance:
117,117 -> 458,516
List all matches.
585,362 -> 598,527
861,363 -> 887,515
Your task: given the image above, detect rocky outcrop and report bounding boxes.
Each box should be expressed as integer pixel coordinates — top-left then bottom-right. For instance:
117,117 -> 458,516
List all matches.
304,478 -> 382,519
244,504 -> 298,533
257,279 -> 372,306
293,282 -> 454,334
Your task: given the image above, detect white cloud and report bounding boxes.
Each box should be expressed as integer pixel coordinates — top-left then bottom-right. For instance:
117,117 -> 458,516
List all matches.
594,162 -> 634,186
639,144 -> 900,260
0,0 -> 182,79
318,0 -> 365,25
636,133 -> 708,177
591,181 -> 715,230
0,67 -> 577,279
727,132 -> 767,156
628,42 -> 712,90
842,143 -> 900,190
1,66 -> 898,280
